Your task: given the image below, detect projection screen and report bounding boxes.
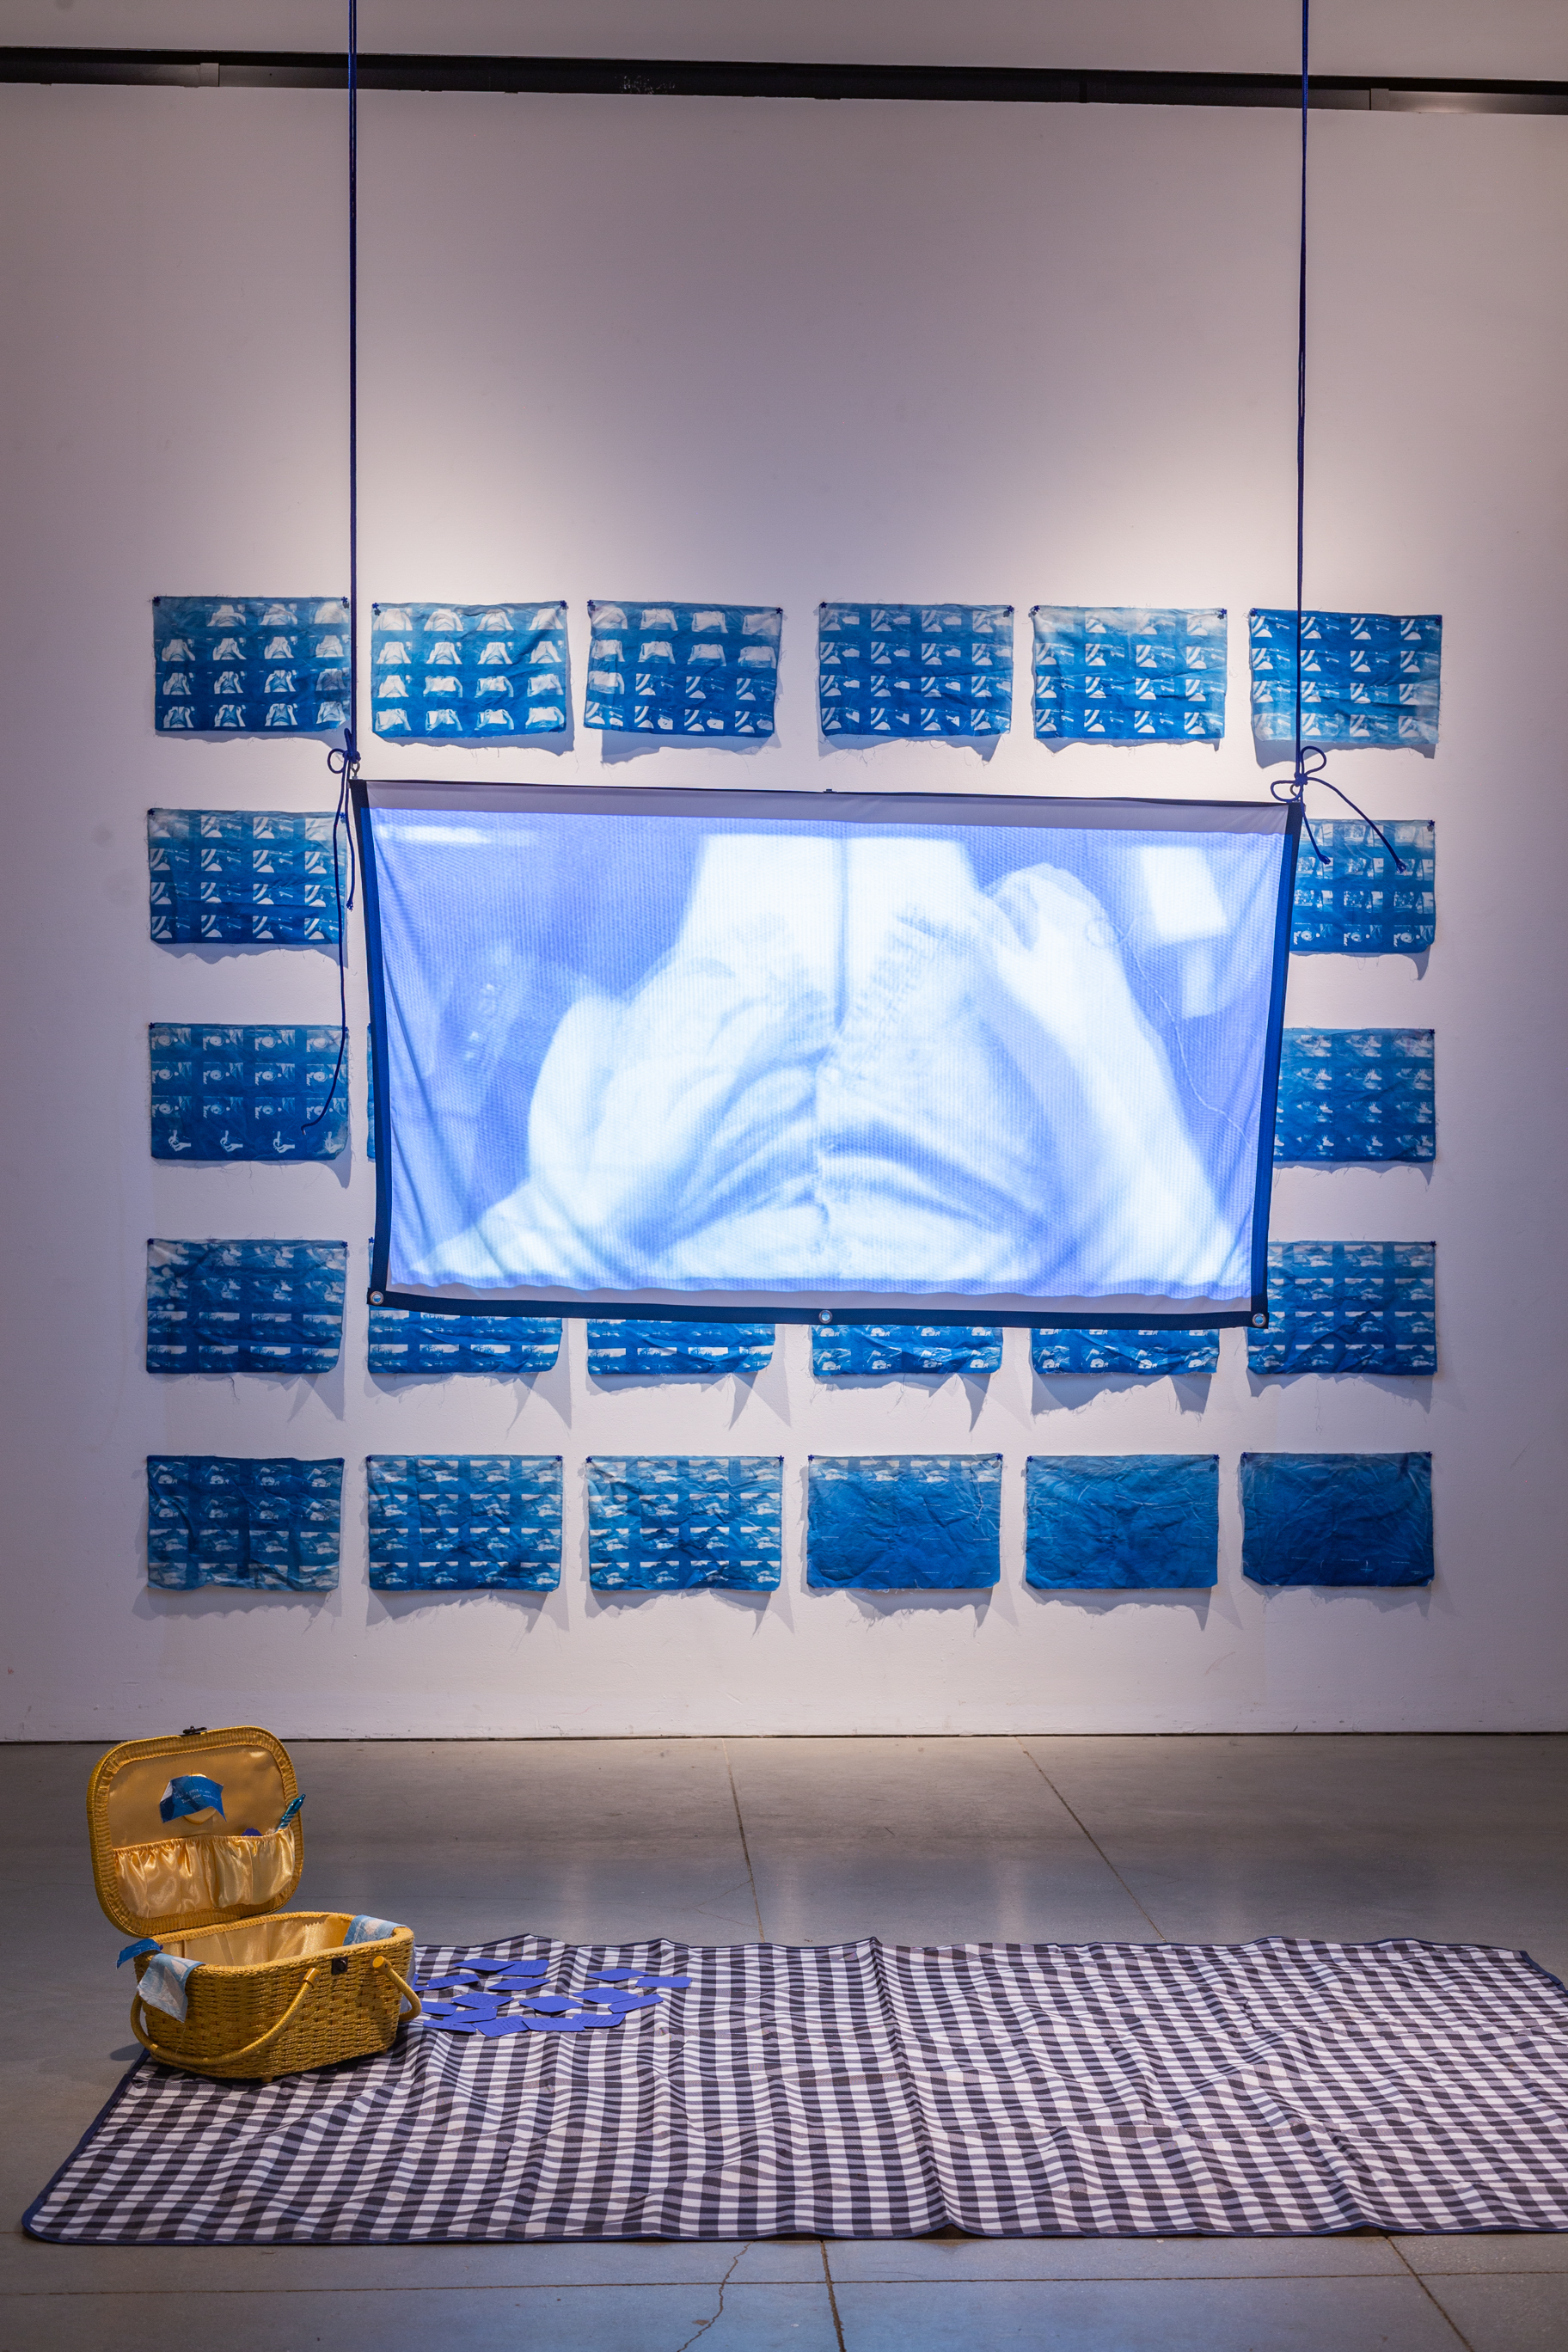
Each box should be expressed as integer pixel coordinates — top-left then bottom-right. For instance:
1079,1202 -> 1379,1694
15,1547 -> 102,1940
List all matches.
357,782 -> 1300,1326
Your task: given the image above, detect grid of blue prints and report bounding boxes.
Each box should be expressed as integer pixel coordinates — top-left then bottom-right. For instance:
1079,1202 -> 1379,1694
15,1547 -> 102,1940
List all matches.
586,1457 -> 782,1591
1031,608 -> 1228,742
368,1308 -> 561,1377
585,1321 -> 774,1378
147,1240 -> 346,1375
806,1455 -> 1001,1591
1275,1030 -> 1435,1163
817,604 -> 1013,738
584,603 -> 781,736
371,602 -> 567,741
1025,1455 -> 1219,1589
1031,1328 -> 1220,1376
1240,1451 -> 1433,1586
150,1026 -> 348,1161
148,810 -> 343,946
153,597 -> 349,734
1248,1242 -> 1436,1377
146,1455 -> 343,1589
1291,820 -> 1435,954
1249,610 -> 1442,748
366,1456 -> 561,1590
812,1326 -> 1002,1378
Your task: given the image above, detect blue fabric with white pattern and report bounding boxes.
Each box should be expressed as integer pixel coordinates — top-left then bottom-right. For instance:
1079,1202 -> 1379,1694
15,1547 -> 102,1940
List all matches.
1291,820 -> 1435,954
148,810 -> 343,946
585,1322 -> 774,1377
1031,1329 -> 1220,1375
146,1455 -> 343,1589
150,1025 -> 348,1161
812,1326 -> 1001,1377
817,603 -> 1013,738
1275,1030 -> 1435,1163
1248,1243 -> 1436,1376
371,601 -> 567,740
584,602 -> 781,736
1249,609 -> 1442,748
806,1455 -> 1001,1590
1031,608 -> 1228,741
1241,1452 -> 1434,1586
586,1457 -> 782,1590
146,1240 -> 346,1375
1025,1455 -> 1219,1589
368,1303 -> 560,1377
366,1456 -> 561,1590
152,597 -> 349,734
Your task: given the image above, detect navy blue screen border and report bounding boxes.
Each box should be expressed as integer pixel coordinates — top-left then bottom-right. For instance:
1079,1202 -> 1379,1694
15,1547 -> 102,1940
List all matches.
356,781 -> 1299,1329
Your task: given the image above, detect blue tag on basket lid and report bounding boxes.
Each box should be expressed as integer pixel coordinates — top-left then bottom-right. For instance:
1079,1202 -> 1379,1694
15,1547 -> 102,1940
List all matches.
159,1774 -> 224,1824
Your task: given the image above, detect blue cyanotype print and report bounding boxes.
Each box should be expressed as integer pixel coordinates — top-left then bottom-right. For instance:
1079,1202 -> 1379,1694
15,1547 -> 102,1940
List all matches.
148,809 -> 344,946
812,1326 -> 1001,1377
1248,1242 -> 1436,1376
150,1025 -> 348,1161
1030,1328 -> 1220,1375
366,1456 -> 561,1589
1025,1455 -> 1218,1589
585,1322 -> 774,1377
1032,608 -> 1228,742
153,597 -> 349,734
587,1456 -> 782,1590
1250,610 -> 1442,749
146,1455 -> 343,1589
371,602 -> 567,741
584,603 -> 781,735
1240,1452 -> 1433,1585
818,604 -> 1012,737
1290,820 -> 1435,953
806,1455 -> 1001,1590
1275,1030 -> 1435,1162
147,1240 -> 346,1375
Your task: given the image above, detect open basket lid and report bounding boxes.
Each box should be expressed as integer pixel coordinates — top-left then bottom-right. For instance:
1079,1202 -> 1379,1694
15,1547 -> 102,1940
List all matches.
87,1724 -> 303,1939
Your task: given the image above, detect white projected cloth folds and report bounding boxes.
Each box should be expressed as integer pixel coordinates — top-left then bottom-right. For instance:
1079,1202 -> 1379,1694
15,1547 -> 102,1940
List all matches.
358,785 -> 1297,1324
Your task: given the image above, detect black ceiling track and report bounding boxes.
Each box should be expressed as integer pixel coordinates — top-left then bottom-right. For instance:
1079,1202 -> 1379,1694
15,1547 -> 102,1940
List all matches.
3,49 -> 1567,112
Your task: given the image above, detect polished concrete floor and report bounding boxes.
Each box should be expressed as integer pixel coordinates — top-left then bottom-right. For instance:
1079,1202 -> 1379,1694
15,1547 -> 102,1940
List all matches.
7,1734 -> 1568,2349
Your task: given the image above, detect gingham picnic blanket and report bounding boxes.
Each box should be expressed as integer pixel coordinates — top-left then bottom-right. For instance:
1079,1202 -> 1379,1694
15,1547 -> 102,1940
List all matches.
25,1934 -> 1568,2242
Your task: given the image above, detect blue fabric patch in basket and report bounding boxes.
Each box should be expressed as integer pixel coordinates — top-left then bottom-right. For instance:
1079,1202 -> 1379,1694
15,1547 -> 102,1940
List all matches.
1031,1328 -> 1220,1376
147,1240 -> 346,1375
366,1456 -> 562,1590
1248,1242 -> 1436,1376
818,603 -> 1013,737
153,597 -> 350,734
148,809 -> 344,946
146,1456 -> 343,1589
1032,607 -> 1228,741
1275,1030 -> 1436,1162
584,602 -> 781,735
812,1325 -> 1001,1377
136,1952 -> 202,2022
1025,1455 -> 1219,1589
1290,820 -> 1435,954
158,1776 -> 225,1823
371,601 -> 568,739
806,1455 -> 1001,1589
1249,609 -> 1442,749
418,1958 -> 692,2036
585,1321 -> 774,1377
150,1025 -> 348,1161
587,1457 -> 782,1590
1240,1452 -> 1434,1586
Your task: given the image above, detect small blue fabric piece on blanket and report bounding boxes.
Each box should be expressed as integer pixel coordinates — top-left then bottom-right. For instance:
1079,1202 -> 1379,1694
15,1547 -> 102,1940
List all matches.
1289,820 -> 1435,954
585,601 -> 781,736
147,1239 -> 346,1375
587,1457 -> 782,1590
153,597 -> 349,735
818,603 -> 1013,738
1031,1328 -> 1219,1375
812,1325 -> 1001,1378
371,600 -> 567,740
148,809 -> 345,945
586,1320 -> 773,1377
1025,1455 -> 1218,1589
806,1455 -> 1001,1589
137,1952 -> 202,2022
1274,1030 -> 1435,1162
1240,1451 -> 1434,1586
150,1025 -> 348,1161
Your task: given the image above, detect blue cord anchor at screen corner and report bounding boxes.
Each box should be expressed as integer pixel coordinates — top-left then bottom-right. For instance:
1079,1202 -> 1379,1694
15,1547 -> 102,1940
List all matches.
415,1958 -> 693,2037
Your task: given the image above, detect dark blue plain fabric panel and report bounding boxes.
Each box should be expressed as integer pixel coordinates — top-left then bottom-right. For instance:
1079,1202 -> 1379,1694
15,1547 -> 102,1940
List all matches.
587,1457 -> 782,1590
147,1240 -> 346,1375
146,1456 -> 342,1589
1290,821 -> 1435,954
150,1025 -> 348,1161
1031,1328 -> 1219,1376
586,1321 -> 774,1377
1240,1452 -> 1433,1586
813,1325 -> 1001,1378
366,1456 -> 561,1589
1248,1243 -> 1436,1376
818,603 -> 1013,738
1025,1455 -> 1218,1589
1274,1030 -> 1435,1162
806,1455 -> 1001,1589
149,809 -> 343,946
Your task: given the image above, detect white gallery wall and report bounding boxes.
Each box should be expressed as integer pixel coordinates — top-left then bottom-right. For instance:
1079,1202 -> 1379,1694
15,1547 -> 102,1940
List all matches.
2,29 -> 1565,1736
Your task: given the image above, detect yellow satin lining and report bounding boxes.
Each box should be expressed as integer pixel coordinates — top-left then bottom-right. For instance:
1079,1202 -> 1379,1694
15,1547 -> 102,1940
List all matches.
113,1825 -> 299,1922
160,1914 -> 353,1966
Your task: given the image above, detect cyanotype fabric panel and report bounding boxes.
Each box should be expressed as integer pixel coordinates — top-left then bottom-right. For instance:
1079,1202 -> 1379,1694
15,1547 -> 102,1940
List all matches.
366,1456 -> 561,1590
150,1025 -> 348,1161
153,597 -> 349,734
806,1455 -> 1001,1590
146,1456 -> 342,1589
1275,1030 -> 1435,1163
148,810 -> 343,946
1291,820 -> 1435,954
147,1240 -> 346,1375
1025,1455 -> 1218,1589
812,1325 -> 1001,1377
585,1321 -> 774,1377
1031,609 -> 1228,742
817,604 -> 1013,738
1249,610 -> 1442,749
586,1457 -> 782,1590
1031,1328 -> 1220,1376
1240,1451 -> 1433,1586
371,602 -> 567,741
1248,1242 -> 1436,1376
367,1301 -> 560,1376
585,603 -> 781,736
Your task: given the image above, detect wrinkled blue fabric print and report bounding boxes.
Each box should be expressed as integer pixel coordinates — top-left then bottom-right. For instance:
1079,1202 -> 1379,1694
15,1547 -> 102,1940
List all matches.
1240,1452 -> 1433,1586
417,1956 -> 692,2037
1291,820 -> 1435,953
584,602 -> 781,735
1248,1242 -> 1436,1376
587,1457 -> 782,1591
368,1291 -> 560,1379
1025,1455 -> 1219,1589
153,597 -> 349,734
806,1455 -> 1001,1590
366,1456 -> 561,1590
147,1240 -> 346,1375
812,1325 -> 1001,1377
1031,608 -> 1228,741
817,603 -> 1013,737
150,1025 -> 348,1161
148,810 -> 343,946
1275,1030 -> 1435,1162
371,601 -> 567,740
585,1321 -> 774,1377
146,1455 -> 343,1589
1249,610 -> 1442,749
1031,1329 -> 1220,1376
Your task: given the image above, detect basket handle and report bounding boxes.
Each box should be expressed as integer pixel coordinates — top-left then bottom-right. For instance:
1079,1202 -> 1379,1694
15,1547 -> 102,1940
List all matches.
131,1963 -> 322,2068
372,1954 -> 424,2019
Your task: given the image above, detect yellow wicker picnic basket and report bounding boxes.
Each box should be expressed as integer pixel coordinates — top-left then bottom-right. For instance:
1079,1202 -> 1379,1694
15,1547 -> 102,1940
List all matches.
88,1724 -> 420,2081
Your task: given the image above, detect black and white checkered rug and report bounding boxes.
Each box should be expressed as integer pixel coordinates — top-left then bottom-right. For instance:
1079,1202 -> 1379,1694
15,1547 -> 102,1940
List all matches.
25,1935 -> 1568,2242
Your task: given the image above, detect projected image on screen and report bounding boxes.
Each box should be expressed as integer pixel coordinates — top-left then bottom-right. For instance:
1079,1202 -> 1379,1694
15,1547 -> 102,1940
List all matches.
360,785 -> 1295,1323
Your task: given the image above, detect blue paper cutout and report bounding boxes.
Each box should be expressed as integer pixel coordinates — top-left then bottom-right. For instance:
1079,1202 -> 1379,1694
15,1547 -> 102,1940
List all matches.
1275,1030 -> 1435,1162
371,600 -> 567,740
812,1325 -> 1001,1378
1025,1455 -> 1218,1589
418,1959 -> 691,2037
146,1455 -> 342,1589
817,603 -> 1013,738
147,1240 -> 346,1375
806,1455 -> 1001,1590
1241,1452 -> 1433,1585
153,597 -> 349,734
1290,819 -> 1435,953
150,1025 -> 348,1161
584,602 -> 781,736
587,1457 -> 782,1591
366,1456 -> 561,1591
585,1321 -> 774,1377
1031,608 -> 1228,741
1031,1328 -> 1220,1376
148,809 -> 343,946
158,1776 -> 225,1823
1250,609 -> 1442,749
1248,1242 -> 1436,1376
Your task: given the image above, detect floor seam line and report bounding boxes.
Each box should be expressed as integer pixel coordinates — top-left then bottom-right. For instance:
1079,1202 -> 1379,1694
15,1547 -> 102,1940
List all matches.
720,1736 -> 766,1943
821,2239 -> 848,2350
1013,1736 -> 1167,1940
1386,2235 -> 1482,2350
